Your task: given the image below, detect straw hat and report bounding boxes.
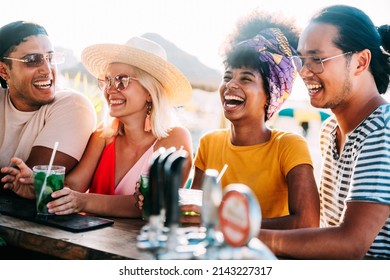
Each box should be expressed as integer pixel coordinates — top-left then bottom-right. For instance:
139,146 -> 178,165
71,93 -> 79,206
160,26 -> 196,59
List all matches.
81,36 -> 192,105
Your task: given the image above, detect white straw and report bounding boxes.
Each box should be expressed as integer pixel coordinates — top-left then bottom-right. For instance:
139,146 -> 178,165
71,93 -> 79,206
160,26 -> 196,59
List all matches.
37,142 -> 59,203
216,164 -> 228,183
46,141 -> 59,175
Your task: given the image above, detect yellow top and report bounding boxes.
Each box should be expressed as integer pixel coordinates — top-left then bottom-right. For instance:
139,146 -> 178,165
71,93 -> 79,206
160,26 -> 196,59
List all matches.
194,129 -> 313,218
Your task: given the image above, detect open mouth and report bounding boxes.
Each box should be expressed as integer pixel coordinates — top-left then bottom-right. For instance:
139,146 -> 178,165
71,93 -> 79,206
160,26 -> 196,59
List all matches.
33,80 -> 52,89
109,99 -> 126,105
306,83 -> 323,95
224,94 -> 245,108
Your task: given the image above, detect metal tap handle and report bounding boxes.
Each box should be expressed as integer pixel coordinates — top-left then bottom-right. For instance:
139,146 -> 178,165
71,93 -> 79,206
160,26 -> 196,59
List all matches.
149,148 -> 166,216
201,169 -> 222,228
157,147 -> 176,219
164,150 -> 188,227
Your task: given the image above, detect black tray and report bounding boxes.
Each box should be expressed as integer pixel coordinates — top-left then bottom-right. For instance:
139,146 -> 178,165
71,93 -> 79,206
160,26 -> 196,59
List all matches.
0,192 -> 114,232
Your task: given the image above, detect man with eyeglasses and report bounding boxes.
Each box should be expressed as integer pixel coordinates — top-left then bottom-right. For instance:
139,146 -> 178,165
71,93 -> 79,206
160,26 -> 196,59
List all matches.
0,21 -> 96,191
260,5 -> 390,259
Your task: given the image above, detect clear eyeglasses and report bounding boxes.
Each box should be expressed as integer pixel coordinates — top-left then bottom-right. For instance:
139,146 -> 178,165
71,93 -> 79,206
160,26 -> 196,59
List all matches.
291,51 -> 353,74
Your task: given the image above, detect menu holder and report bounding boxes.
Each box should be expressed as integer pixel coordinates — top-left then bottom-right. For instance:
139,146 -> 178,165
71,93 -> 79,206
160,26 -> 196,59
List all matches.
0,192 -> 114,233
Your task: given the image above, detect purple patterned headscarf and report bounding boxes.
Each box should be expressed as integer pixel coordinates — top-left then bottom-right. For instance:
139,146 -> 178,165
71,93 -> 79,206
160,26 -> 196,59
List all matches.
238,28 -> 297,120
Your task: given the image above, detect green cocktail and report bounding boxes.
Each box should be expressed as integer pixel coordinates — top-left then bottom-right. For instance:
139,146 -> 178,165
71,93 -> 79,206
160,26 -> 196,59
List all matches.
139,173 -> 150,220
33,165 -> 65,215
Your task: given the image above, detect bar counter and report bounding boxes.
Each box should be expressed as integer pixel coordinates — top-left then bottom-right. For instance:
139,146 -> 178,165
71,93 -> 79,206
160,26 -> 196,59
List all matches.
0,193 -> 155,260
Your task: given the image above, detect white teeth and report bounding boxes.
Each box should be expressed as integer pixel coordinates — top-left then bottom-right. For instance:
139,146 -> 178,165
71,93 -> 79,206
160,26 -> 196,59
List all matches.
306,84 -> 322,90
110,99 -> 125,105
225,95 -> 244,101
34,80 -> 51,88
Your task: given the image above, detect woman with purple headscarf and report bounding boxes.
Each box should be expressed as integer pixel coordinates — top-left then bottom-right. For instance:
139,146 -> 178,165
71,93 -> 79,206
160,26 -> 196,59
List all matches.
188,11 -> 320,230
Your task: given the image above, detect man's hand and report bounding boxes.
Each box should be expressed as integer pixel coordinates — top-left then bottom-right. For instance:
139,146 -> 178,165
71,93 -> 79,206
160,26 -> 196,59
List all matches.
1,157 -> 35,199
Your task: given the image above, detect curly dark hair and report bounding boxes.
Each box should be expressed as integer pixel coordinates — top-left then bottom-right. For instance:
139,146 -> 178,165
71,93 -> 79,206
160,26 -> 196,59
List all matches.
220,9 -> 300,58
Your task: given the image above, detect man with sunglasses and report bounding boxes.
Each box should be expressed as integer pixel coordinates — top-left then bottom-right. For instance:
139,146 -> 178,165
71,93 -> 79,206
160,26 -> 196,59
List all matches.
0,21 -> 96,189
260,5 -> 390,259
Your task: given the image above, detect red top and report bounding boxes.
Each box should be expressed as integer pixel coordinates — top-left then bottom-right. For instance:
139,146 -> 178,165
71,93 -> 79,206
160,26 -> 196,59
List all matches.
89,139 -> 116,195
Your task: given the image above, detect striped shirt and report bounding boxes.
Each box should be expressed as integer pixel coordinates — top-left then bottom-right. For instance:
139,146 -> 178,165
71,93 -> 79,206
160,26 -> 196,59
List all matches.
320,104 -> 390,259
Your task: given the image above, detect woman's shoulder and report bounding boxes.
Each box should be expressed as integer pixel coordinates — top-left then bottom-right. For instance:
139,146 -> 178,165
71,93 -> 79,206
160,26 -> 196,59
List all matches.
270,129 -> 310,151
271,129 -> 306,142
156,126 -> 192,149
200,128 -> 230,140
89,130 -> 115,147
168,125 -> 191,136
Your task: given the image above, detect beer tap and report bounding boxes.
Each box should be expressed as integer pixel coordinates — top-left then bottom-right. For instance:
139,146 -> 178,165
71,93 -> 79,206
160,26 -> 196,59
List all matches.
137,147 -> 178,254
157,149 -> 195,260
149,147 -> 177,245
157,147 -> 176,228
195,169 -> 224,259
137,148 -> 166,250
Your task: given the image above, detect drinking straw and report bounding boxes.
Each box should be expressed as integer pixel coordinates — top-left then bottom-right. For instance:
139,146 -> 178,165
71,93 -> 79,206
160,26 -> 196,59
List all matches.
216,164 -> 228,183
37,141 -> 59,203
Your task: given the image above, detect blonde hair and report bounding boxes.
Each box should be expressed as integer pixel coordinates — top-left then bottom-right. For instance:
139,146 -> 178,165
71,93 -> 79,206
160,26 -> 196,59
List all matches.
99,66 -> 179,139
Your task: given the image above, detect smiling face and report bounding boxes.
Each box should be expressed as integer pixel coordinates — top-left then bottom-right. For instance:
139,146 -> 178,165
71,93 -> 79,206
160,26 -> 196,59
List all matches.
219,66 -> 268,124
0,35 -> 57,111
104,63 -> 149,122
297,23 -> 354,109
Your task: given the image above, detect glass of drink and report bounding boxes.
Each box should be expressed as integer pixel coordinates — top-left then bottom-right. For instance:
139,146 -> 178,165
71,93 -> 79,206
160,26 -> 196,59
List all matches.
139,173 -> 150,220
179,188 -> 203,216
33,165 -> 65,215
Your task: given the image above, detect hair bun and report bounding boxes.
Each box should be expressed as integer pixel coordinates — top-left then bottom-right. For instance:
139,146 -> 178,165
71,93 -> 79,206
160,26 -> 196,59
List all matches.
378,25 -> 390,54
